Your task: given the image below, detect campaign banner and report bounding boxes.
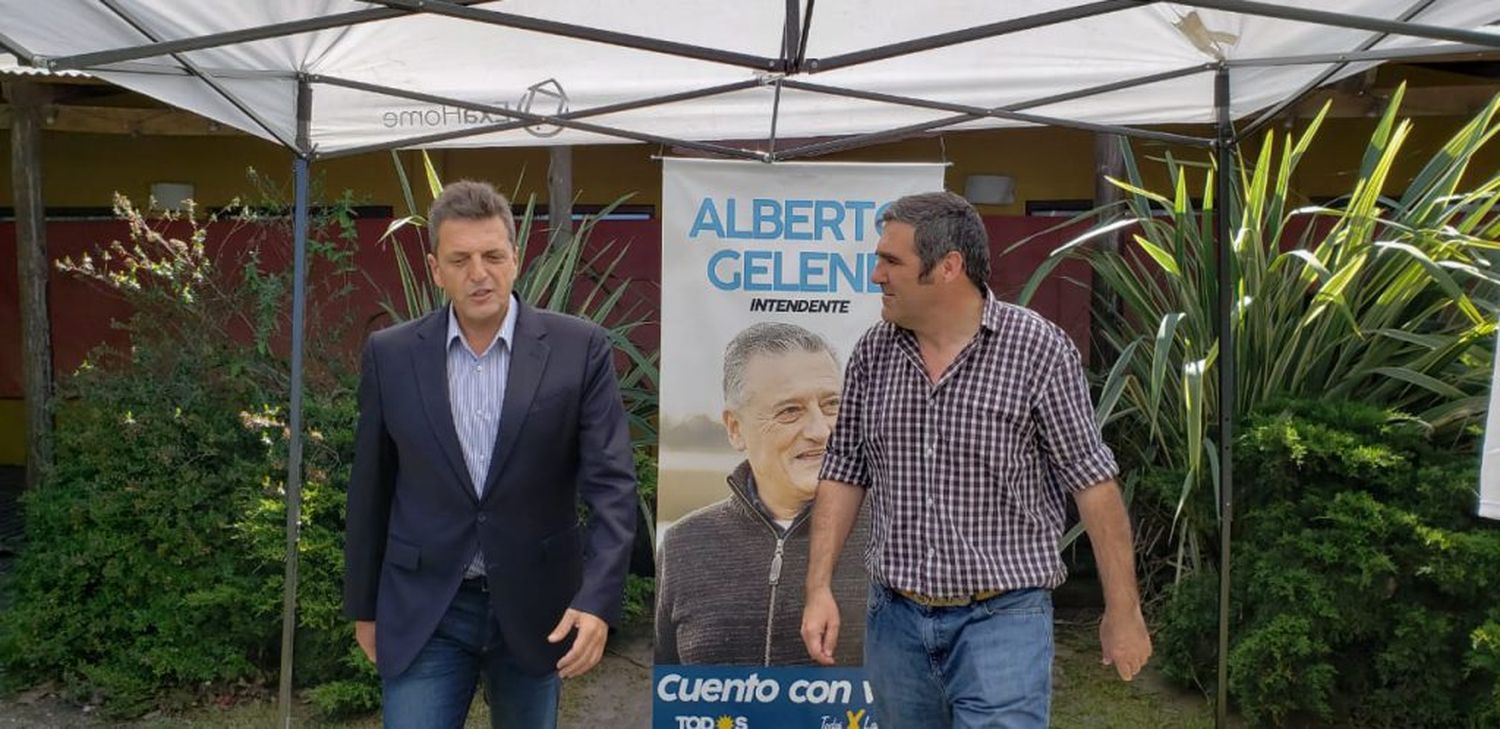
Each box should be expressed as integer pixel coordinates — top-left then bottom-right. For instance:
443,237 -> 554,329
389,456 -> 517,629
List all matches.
1481,334 -> 1500,520
654,666 -> 878,729
655,158 -> 944,728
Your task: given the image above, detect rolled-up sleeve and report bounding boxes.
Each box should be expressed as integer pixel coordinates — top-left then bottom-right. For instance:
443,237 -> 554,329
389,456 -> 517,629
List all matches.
819,334 -> 872,488
1033,336 -> 1118,494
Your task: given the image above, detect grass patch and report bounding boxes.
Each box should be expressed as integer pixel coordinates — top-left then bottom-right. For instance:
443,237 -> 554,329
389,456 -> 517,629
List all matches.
1053,609 -> 1224,729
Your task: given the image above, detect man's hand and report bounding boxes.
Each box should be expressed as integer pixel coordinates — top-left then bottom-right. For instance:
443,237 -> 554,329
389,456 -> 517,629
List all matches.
355,620 -> 377,664
549,608 -> 609,679
1099,604 -> 1152,681
1075,480 -> 1152,682
800,586 -> 842,666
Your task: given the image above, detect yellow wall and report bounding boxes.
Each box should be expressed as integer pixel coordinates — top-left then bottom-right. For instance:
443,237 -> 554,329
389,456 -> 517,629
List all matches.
4,113 -> 1492,217
0,132 -> 667,214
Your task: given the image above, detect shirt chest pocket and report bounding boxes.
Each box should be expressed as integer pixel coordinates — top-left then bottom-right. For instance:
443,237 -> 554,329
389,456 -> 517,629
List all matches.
945,386 -> 1033,469
860,378 -> 1032,472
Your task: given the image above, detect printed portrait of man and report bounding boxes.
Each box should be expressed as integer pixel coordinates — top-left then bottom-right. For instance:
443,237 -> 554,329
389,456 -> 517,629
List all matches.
655,321 -> 870,666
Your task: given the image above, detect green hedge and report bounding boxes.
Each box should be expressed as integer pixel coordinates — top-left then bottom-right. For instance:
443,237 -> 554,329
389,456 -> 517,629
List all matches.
1156,400 -> 1500,728
0,346 -> 358,717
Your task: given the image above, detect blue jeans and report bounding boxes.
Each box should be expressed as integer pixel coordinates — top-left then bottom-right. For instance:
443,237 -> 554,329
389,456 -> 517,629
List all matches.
382,583 -> 561,729
864,583 -> 1053,729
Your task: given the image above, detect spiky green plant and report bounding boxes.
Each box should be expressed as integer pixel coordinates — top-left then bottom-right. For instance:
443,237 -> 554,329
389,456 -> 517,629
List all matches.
1021,85 -> 1500,575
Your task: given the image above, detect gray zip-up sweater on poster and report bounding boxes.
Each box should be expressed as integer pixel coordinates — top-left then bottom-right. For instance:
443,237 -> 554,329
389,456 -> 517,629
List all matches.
655,460 -> 871,666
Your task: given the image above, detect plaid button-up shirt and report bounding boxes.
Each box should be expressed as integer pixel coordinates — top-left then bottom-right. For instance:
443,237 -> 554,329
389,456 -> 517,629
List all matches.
820,293 -> 1117,597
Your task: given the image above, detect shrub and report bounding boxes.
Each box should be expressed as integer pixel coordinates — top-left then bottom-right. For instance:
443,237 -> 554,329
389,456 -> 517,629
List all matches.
1156,399 -> 1500,727
1470,614 -> 1500,726
0,191 -> 362,717
303,646 -> 381,720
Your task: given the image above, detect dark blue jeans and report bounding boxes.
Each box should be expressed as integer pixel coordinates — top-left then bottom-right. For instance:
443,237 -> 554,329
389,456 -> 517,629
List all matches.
864,583 -> 1053,729
382,583 -> 561,729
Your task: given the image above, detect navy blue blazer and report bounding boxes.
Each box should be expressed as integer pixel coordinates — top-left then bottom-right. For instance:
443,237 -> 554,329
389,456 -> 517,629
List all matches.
342,302 -> 638,679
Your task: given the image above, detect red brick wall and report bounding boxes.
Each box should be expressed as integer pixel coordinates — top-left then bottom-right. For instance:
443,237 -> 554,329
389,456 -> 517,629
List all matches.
0,216 -> 1090,398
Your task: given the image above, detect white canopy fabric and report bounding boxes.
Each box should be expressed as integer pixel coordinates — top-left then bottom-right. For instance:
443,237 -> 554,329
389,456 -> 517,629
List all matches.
1,1 -> 1497,156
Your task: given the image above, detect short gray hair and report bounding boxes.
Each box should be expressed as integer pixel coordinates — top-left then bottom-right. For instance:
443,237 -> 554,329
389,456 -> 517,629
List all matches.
428,180 -> 517,249
881,191 -> 990,292
723,322 -> 838,410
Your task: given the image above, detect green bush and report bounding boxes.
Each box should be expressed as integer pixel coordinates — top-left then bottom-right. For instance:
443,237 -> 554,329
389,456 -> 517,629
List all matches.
1154,566 -> 1220,692
1156,399 -> 1500,728
0,192 -> 364,717
2,348 -> 274,716
1470,614 -> 1500,726
304,645 -> 382,719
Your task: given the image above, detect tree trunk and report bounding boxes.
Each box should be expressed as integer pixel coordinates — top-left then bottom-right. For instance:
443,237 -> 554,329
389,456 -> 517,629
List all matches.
5,80 -> 54,490
1091,133 -> 1126,370
548,145 -> 573,246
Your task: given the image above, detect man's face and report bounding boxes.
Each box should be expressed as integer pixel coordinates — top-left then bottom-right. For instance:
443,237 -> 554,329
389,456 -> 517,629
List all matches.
428,216 -> 518,328
870,220 -> 945,328
723,349 -> 843,505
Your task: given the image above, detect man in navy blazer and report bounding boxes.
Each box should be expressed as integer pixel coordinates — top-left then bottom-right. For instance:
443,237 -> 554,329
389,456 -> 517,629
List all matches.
343,180 -> 638,728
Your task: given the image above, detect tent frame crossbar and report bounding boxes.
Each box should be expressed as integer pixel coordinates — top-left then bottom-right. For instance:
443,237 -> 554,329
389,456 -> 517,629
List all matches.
1177,0 -> 1500,48
1236,0 -> 1442,144
96,0 -> 296,149
362,0 -> 781,71
801,0 -> 1145,73
775,65 -> 1217,160
315,78 -> 765,160
310,73 -> 771,161
779,79 -> 1216,154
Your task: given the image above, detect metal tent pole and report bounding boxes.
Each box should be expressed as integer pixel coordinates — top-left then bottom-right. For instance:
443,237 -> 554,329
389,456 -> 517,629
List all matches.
1213,64 -> 1235,729
277,77 -> 314,729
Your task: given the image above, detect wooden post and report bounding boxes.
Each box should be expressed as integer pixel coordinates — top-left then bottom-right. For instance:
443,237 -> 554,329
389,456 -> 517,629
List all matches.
548,145 -> 573,245
1090,132 -> 1126,368
1093,132 -> 1125,252
5,80 -> 54,490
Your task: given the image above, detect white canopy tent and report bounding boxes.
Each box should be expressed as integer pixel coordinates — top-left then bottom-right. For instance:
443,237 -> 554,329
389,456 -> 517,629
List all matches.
2,2 -> 1499,726
1,1 -> 1498,156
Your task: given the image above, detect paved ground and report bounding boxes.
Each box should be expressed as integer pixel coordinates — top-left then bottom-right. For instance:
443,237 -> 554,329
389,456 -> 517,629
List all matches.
559,623 -> 654,729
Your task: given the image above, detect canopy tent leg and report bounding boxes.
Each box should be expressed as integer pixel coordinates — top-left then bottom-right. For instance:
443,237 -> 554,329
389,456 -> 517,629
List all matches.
1213,64 -> 1235,729
277,79 -> 314,729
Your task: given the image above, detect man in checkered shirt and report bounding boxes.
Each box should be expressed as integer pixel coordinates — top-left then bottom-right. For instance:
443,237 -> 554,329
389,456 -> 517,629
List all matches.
800,191 -> 1151,728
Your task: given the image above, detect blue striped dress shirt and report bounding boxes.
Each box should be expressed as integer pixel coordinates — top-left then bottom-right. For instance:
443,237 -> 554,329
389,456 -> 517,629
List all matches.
447,297 -> 518,577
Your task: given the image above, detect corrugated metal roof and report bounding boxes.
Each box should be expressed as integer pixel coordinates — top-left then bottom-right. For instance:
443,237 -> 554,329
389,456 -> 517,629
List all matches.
0,54 -> 92,79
